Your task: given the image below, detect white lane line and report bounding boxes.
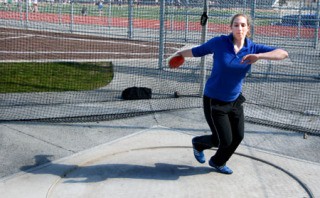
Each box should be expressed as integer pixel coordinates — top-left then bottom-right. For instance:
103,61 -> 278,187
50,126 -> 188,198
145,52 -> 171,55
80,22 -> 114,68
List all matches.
0,51 -> 157,55
37,34 -> 160,48
0,35 -> 35,40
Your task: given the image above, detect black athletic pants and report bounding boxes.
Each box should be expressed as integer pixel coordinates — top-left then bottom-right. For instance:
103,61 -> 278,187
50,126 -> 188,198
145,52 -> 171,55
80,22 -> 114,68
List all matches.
193,94 -> 246,166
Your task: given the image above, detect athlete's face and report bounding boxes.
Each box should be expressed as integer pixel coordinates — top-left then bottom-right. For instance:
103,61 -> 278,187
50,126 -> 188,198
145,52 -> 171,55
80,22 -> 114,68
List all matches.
231,16 -> 249,41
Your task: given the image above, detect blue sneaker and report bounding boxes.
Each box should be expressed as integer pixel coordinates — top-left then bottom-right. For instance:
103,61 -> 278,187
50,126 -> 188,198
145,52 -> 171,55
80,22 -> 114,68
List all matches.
192,139 -> 205,164
209,160 -> 233,174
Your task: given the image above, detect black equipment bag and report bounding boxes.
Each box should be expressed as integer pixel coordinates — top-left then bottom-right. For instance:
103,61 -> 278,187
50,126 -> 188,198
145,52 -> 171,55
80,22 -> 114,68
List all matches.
121,87 -> 152,100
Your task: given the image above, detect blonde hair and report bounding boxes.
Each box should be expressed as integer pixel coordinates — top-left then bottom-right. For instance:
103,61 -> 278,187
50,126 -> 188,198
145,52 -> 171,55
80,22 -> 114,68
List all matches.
230,13 -> 251,38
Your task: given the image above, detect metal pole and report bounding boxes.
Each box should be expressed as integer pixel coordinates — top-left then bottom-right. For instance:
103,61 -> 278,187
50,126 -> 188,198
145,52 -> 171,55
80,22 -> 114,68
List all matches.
107,0 -> 112,29
250,0 -> 256,41
314,0 -> 320,49
184,0 -> 189,42
59,0 -> 62,25
170,0 -> 174,32
70,0 -> 74,33
128,0 -> 133,39
25,0 -> 29,29
247,0 -> 256,77
297,0 -> 302,40
19,0 -> 23,22
158,0 -> 165,69
199,0 -> 208,96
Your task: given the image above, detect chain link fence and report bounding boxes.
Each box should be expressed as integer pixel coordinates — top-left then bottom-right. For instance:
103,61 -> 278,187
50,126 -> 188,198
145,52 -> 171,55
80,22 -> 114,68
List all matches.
0,0 -> 319,134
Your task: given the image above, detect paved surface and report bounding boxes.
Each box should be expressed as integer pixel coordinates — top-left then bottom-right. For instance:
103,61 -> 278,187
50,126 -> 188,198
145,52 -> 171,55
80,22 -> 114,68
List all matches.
0,108 -> 320,198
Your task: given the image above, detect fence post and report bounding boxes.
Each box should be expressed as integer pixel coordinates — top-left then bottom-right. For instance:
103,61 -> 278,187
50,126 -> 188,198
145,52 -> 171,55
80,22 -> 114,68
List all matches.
107,0 -> 112,29
128,0 -> 133,39
59,0 -> 62,26
247,0 -> 256,77
250,0 -> 256,41
169,0 -> 174,32
199,0 -> 208,96
19,1 -> 23,22
184,0 -> 189,42
70,0 -> 74,33
158,0 -> 165,69
314,0 -> 320,49
25,0 -> 29,29
297,0 -> 302,40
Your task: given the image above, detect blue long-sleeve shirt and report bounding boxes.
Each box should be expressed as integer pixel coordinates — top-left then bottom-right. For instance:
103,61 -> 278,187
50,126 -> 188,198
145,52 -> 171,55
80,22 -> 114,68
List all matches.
192,33 -> 276,102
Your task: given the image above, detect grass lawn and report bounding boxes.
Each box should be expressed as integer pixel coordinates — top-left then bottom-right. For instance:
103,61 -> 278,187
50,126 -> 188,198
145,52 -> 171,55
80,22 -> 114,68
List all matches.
0,62 -> 113,93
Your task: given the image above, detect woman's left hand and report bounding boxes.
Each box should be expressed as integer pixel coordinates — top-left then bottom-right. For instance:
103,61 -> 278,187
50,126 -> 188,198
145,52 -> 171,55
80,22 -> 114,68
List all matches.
241,54 -> 259,64
242,49 -> 289,64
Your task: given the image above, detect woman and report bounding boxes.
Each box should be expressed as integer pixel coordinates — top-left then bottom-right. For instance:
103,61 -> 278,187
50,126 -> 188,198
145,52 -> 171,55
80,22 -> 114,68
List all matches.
176,14 -> 288,174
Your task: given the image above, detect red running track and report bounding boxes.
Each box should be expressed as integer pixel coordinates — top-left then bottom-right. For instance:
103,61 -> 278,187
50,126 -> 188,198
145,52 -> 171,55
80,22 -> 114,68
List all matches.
1,11 -> 319,39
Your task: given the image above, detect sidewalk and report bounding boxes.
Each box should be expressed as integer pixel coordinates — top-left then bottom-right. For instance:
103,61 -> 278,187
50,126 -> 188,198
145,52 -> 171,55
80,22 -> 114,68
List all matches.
0,126 -> 319,198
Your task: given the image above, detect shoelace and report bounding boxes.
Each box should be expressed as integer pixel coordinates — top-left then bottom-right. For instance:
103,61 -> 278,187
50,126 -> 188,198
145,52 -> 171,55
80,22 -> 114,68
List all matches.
193,149 -> 202,156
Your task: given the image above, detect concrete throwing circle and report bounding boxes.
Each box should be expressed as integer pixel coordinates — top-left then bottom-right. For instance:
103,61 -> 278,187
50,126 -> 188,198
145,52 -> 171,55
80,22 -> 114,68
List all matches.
47,147 -> 311,198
